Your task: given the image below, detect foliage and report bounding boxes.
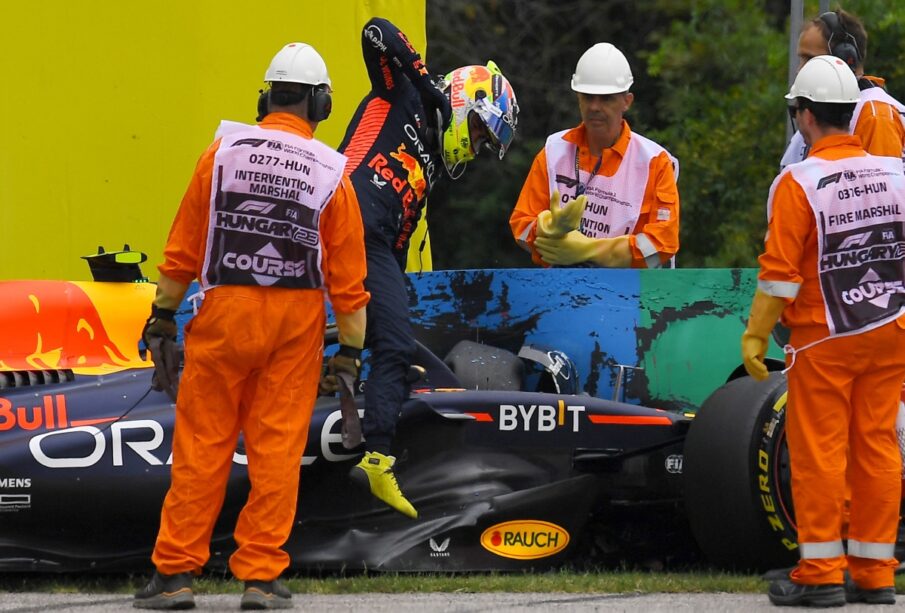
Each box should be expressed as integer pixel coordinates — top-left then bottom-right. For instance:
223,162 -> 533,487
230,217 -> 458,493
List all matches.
424,0 -> 905,269
644,0 -> 787,266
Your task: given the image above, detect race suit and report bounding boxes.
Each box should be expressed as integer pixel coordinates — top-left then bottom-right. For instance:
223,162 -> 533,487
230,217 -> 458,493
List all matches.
337,17 -> 443,454
151,113 -> 369,581
759,134 -> 905,589
510,121 -> 680,268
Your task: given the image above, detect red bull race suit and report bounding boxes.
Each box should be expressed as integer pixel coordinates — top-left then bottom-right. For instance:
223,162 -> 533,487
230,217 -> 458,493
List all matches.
337,17 -> 447,454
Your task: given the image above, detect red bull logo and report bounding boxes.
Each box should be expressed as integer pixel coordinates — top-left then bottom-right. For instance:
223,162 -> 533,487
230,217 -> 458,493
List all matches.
0,394 -> 69,431
0,393 -> 119,433
0,281 -> 153,374
463,66 -> 493,101
390,144 -> 427,201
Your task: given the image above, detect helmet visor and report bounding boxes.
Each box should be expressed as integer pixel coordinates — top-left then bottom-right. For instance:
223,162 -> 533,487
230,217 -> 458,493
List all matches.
474,99 -> 516,159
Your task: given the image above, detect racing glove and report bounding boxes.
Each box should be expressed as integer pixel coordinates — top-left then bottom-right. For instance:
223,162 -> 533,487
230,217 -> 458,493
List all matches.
741,290 -> 787,381
419,77 -> 452,132
536,191 -> 586,239
141,305 -> 181,402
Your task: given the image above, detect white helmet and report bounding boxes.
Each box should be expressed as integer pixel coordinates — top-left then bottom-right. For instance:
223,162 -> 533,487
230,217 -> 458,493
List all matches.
264,42 -> 331,87
785,55 -> 859,103
571,43 -> 633,95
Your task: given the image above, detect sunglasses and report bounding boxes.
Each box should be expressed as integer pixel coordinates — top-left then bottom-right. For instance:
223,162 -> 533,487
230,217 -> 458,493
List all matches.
787,103 -> 807,125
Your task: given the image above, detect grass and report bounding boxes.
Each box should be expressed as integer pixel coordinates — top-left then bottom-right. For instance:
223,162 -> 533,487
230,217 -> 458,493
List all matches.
7,569 -> 905,595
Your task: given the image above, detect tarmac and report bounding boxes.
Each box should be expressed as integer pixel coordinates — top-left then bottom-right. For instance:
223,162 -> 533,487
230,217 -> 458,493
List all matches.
0,591 -> 896,612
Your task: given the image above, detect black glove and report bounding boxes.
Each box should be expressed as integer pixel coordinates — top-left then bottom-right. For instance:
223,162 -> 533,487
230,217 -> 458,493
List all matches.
319,345 -> 362,396
420,77 -> 452,132
141,306 -> 181,402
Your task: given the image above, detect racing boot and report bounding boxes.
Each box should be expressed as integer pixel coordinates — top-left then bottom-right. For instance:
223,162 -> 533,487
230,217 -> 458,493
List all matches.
133,571 -> 195,610
351,451 -> 418,518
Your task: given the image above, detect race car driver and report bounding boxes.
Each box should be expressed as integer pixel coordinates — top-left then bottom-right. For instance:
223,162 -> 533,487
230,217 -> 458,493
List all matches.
743,55 -> 905,607
135,42 -> 369,610
332,17 -> 519,519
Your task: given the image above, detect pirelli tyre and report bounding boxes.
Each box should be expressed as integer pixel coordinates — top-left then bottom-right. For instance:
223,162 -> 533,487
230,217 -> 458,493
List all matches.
684,372 -> 797,571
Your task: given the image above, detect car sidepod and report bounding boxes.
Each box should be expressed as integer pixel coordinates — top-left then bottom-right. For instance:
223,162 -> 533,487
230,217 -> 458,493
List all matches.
280,389 -> 689,571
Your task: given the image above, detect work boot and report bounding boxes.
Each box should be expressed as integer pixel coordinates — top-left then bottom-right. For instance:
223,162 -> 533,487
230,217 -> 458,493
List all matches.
351,451 -> 418,518
133,571 -> 195,610
241,579 -> 292,610
768,577 -> 844,607
761,566 -> 793,581
845,580 -> 896,605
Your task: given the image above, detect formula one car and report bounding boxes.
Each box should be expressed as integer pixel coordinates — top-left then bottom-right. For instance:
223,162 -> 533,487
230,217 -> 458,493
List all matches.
0,255 -> 897,573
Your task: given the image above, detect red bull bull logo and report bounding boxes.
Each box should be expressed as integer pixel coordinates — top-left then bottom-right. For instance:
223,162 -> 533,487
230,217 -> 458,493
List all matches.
0,281 -> 153,375
391,144 -> 427,201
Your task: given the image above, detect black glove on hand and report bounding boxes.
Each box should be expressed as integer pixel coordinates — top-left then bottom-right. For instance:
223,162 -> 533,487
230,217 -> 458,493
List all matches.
319,345 -> 362,396
141,306 -> 180,402
420,78 -> 452,132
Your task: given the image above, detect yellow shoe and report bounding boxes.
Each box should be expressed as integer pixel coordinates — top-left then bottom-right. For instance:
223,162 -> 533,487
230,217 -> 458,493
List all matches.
352,451 -> 418,518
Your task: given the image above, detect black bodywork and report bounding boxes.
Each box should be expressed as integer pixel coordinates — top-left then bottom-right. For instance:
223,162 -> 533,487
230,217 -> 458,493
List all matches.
0,337 -> 692,573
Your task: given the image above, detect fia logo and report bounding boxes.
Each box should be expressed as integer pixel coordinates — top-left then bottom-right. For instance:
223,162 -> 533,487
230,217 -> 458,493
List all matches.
429,537 -> 450,558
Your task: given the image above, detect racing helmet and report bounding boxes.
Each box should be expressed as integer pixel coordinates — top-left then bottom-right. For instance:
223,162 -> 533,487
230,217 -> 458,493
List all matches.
571,43 -> 633,95
439,61 -> 519,177
264,42 -> 331,87
785,54 -> 859,103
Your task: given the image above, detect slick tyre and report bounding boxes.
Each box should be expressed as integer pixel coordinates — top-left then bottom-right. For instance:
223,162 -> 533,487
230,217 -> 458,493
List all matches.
684,372 -> 797,571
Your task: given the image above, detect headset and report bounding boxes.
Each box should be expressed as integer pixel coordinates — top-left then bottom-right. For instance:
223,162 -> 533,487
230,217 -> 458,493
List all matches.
255,84 -> 332,123
818,11 -> 861,69
307,84 -> 332,122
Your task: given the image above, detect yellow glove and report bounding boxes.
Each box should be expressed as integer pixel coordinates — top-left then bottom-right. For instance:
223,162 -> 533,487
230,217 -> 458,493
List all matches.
535,232 -> 632,267
153,273 -> 189,311
741,290 -> 787,381
535,230 -> 596,266
335,307 -> 367,351
536,190 -> 587,238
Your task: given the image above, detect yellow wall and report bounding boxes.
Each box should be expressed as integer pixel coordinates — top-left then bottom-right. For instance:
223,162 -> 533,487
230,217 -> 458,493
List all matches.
0,1 -> 426,280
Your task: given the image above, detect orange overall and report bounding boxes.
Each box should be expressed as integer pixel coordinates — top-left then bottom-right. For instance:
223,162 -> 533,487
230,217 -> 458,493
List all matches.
509,120 -> 679,268
150,113 -> 369,581
759,134 -> 905,589
854,76 -> 905,158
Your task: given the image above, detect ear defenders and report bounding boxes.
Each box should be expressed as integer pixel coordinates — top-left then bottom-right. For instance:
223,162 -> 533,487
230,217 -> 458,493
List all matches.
255,85 -> 332,123
256,89 -> 270,122
307,84 -> 332,122
819,11 -> 861,68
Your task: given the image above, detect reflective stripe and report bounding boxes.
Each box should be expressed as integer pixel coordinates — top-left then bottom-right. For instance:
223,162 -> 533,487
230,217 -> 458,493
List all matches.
517,221 -> 536,252
758,279 -> 800,299
848,540 -> 896,559
635,234 -> 660,269
800,540 -> 845,559
644,252 -> 661,269
635,232 -> 657,257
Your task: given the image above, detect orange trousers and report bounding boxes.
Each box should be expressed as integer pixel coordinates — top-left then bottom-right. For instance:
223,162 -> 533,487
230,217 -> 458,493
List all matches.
786,321 -> 905,589
151,286 -> 324,581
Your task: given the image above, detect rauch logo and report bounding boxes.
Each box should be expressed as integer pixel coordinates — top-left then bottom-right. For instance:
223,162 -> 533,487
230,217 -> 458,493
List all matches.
479,520 -> 569,560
